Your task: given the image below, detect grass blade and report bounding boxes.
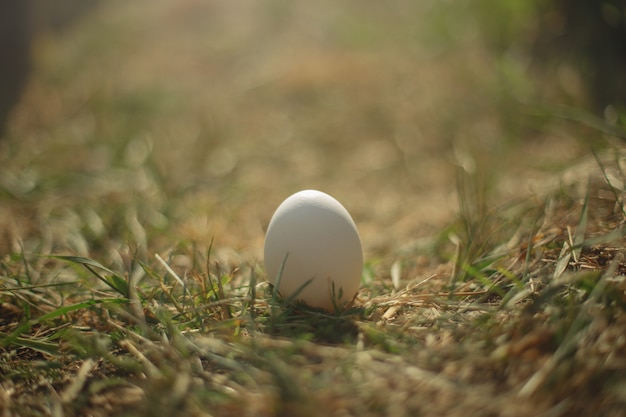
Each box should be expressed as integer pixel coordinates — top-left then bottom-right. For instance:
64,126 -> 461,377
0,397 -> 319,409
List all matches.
52,255 -> 129,297
0,298 -> 125,348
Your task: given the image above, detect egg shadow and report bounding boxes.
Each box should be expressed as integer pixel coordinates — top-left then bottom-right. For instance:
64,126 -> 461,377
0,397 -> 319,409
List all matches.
260,286 -> 364,345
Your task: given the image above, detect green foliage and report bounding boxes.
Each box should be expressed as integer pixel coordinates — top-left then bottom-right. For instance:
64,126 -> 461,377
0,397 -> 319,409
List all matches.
472,0 -> 541,51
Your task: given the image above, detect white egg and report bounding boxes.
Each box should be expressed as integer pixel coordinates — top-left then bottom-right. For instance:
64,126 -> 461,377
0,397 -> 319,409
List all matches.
264,190 -> 363,311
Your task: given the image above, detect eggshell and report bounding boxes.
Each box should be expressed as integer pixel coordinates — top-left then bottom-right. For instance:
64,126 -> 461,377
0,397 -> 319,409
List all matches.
264,190 -> 363,311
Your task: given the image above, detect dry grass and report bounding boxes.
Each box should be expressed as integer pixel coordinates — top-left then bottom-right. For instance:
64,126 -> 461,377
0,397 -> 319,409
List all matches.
1,1 -> 626,416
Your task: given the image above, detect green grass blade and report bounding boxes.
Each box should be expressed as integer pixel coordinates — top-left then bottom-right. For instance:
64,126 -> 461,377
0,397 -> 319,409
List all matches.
553,241 -> 572,281
0,281 -> 82,293
572,186 -> 589,262
51,255 -> 129,297
553,184 -> 589,281
593,148 -> 626,218
0,333 -> 61,355
0,298 -> 125,348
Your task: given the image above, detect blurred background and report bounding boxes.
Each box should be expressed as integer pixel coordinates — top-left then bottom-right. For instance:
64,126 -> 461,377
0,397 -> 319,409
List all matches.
0,0 -> 624,271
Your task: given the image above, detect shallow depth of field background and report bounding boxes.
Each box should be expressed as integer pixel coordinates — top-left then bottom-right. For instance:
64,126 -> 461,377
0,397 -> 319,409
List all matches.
2,0 -> 608,267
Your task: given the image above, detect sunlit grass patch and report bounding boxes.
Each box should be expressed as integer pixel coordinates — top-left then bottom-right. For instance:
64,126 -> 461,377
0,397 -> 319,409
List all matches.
3,150 -> 626,415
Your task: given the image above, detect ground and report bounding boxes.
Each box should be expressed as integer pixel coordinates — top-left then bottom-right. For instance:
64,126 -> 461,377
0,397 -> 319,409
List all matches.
1,1 -> 626,416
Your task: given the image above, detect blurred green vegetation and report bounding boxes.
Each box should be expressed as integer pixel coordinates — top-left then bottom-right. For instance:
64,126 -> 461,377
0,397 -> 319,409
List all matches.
472,0 -> 626,114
